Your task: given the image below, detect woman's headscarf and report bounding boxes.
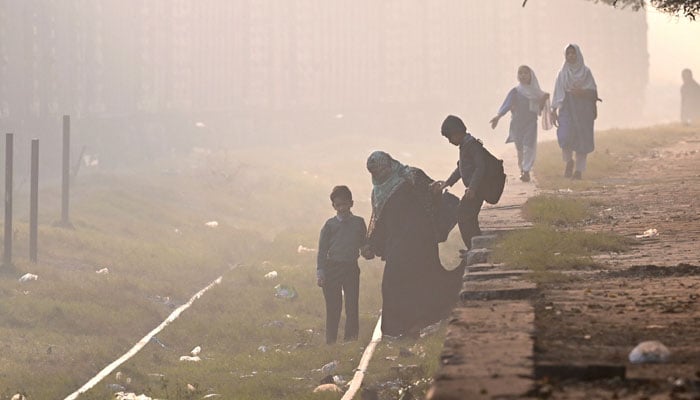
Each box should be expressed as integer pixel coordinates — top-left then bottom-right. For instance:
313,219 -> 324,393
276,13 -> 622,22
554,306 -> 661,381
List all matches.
516,65 -> 546,114
552,44 -> 597,109
366,151 -> 441,243
367,151 -> 411,218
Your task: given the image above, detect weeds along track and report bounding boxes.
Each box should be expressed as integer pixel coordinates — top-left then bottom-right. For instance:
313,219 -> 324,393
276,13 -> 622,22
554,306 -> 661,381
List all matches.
63,275 -> 223,400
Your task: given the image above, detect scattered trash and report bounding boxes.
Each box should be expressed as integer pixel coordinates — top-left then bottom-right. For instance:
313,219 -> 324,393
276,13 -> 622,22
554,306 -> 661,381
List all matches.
333,375 -> 346,386
629,340 -> 671,364
18,273 -> 38,283
297,245 -> 317,254
319,360 -> 339,375
557,188 -> 573,194
419,321 -> 441,338
174,228 -> 182,235
257,345 -> 268,353
385,356 -> 398,361
313,383 -> 343,393
636,228 -> 659,239
195,122 -> 207,128
191,346 -> 201,356
205,221 -> 219,228
583,334 -> 592,340
263,320 -> 284,328
10,394 -> 26,400
187,383 -> 196,392
83,154 -> 100,167
96,267 -> 109,274
150,336 -> 167,348
179,355 -> 201,362
114,393 -> 154,400
106,383 -> 126,392
201,394 -> 221,399
264,271 -> 278,279
274,284 -> 298,300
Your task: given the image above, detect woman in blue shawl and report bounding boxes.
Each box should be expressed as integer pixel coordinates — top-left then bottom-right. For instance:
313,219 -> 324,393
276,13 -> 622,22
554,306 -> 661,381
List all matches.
361,151 -> 464,337
490,65 -> 550,183
551,44 -> 599,180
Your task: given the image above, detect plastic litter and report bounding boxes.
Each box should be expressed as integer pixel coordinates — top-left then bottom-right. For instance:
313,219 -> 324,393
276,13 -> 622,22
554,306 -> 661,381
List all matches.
319,360 -> 339,375
297,245 -> 317,254
274,284 -> 298,300
150,336 -> 167,348
313,383 -> 342,393
636,228 -> 658,239
114,393 -> 154,400
190,346 -> 201,356
18,273 -> 38,283
257,345 -> 268,353
10,394 -> 26,400
96,268 -> 109,274
204,221 -> 219,228
179,355 -> 201,362
333,375 -> 346,385
264,271 -> 278,279
419,321 -> 441,338
106,383 -> 126,392
628,340 -> 671,364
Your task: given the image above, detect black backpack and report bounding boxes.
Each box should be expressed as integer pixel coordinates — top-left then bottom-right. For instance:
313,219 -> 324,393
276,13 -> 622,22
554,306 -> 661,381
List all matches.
469,140 -> 506,205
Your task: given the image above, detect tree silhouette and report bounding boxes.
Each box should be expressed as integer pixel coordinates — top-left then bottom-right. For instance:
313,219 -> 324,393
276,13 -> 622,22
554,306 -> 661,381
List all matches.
522,0 -> 700,19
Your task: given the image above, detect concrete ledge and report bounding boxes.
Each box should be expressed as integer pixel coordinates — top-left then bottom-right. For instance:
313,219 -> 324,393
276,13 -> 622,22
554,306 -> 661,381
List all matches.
535,363 -> 626,382
461,286 -> 538,302
464,269 -> 529,282
466,248 -> 492,266
470,234 -> 498,250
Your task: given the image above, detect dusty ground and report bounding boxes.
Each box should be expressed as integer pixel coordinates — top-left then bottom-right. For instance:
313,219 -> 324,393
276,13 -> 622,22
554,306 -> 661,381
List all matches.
532,133 -> 700,399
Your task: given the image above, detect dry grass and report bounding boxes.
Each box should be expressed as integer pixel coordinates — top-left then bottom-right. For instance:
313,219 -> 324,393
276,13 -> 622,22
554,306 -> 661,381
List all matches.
0,137 -> 458,399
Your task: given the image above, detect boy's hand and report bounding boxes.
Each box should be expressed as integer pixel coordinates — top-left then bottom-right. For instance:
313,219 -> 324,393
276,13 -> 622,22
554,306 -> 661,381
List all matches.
317,277 -> 324,287
551,109 -> 559,128
360,245 -> 375,260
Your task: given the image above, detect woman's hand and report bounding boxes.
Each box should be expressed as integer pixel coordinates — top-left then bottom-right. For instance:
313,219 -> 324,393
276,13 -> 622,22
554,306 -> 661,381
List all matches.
489,116 -> 500,129
360,245 -> 375,260
551,108 -> 559,128
429,180 -> 446,195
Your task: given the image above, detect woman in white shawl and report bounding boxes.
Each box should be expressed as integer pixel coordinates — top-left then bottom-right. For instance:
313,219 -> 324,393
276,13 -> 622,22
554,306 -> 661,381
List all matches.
490,65 -> 549,183
550,44 -> 598,180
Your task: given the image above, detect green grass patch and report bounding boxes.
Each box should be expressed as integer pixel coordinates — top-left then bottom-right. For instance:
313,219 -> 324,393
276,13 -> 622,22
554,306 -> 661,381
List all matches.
492,226 -> 631,280
522,195 -> 592,226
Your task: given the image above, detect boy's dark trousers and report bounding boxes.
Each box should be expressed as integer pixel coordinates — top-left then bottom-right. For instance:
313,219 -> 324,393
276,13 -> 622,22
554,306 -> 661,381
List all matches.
457,193 -> 484,250
321,261 -> 360,344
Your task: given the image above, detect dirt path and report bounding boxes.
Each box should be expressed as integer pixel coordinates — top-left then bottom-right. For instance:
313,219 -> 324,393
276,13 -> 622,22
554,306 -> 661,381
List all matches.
533,133 -> 700,399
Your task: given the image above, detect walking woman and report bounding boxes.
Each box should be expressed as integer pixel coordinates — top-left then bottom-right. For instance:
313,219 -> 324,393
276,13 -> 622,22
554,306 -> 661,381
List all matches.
361,151 -> 464,337
551,44 -> 599,180
490,65 -> 550,182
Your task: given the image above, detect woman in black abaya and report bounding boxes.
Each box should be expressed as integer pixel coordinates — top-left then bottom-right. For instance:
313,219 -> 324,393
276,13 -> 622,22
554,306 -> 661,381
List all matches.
362,151 -> 464,337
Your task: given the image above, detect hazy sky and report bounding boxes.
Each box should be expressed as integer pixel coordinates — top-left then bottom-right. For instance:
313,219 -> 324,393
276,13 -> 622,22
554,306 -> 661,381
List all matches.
647,7 -> 700,85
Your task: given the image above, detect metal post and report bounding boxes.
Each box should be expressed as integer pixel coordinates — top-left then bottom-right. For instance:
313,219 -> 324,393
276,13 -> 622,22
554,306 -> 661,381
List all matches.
61,115 -> 71,227
30,139 -> 39,263
4,133 -> 13,267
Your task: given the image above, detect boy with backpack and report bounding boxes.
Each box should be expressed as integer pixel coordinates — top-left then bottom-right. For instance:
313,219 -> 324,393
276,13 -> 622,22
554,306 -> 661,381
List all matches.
431,115 -> 505,252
